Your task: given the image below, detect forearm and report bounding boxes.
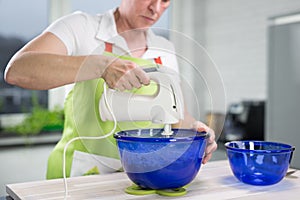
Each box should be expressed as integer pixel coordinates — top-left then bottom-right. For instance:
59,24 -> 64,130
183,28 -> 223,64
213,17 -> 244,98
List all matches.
4,51 -> 109,90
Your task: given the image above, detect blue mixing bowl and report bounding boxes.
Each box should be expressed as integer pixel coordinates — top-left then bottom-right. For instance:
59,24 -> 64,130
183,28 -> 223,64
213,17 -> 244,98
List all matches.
225,140 -> 295,186
114,129 -> 208,190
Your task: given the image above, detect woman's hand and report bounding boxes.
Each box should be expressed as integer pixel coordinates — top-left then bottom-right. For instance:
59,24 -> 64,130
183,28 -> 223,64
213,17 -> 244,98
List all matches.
101,58 -> 150,91
192,121 -> 218,164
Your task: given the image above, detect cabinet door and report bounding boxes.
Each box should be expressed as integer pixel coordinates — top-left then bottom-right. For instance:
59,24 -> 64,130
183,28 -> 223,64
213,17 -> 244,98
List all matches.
267,20 -> 300,169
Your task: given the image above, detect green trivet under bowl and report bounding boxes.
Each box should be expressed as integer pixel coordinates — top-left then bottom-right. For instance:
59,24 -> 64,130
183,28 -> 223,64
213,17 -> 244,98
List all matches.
125,184 -> 187,197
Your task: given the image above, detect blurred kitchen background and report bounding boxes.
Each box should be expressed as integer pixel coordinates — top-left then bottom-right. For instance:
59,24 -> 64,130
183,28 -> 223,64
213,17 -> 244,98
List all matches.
1,0 -> 300,197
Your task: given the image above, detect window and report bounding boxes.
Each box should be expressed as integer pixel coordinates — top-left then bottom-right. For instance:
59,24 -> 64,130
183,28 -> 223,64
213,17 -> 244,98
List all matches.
0,0 -> 48,124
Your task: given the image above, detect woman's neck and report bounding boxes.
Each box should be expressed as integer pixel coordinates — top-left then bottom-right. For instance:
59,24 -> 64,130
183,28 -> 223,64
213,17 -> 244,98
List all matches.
114,9 -> 148,57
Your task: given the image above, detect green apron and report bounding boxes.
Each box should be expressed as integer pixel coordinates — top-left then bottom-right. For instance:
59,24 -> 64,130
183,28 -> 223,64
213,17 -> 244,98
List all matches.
46,52 -> 163,179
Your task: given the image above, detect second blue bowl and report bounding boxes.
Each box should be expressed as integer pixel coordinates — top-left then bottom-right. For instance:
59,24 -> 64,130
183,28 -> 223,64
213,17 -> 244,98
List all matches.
225,140 -> 295,186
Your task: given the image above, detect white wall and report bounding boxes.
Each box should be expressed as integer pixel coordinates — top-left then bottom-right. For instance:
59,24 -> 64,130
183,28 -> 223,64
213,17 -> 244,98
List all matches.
204,0 -> 300,107
170,0 -> 226,122
171,0 -> 300,114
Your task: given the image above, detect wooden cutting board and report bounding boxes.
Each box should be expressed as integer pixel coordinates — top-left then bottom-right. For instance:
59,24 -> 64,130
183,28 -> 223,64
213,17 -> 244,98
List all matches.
6,160 -> 300,200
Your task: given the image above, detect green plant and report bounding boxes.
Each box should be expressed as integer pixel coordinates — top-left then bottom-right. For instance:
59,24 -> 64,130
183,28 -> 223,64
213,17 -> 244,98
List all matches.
4,106 -> 64,136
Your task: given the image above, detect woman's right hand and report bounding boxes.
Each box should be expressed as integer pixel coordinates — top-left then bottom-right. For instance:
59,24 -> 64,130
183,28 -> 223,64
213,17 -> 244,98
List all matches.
101,58 -> 150,91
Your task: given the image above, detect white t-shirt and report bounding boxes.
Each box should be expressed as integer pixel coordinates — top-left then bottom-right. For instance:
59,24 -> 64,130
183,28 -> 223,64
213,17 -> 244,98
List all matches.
45,8 -> 178,70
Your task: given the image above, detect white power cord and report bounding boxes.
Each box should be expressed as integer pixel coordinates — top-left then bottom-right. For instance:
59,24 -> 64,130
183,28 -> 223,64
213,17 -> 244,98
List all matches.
63,82 -> 117,199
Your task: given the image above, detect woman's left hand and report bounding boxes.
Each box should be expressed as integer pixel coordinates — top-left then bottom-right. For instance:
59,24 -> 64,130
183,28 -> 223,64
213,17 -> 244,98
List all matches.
192,121 -> 218,164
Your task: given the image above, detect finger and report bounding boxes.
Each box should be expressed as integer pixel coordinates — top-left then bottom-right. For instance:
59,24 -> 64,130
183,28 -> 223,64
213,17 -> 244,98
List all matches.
206,141 -> 218,154
207,128 -> 216,142
192,121 -> 209,132
128,69 -> 143,88
134,67 -> 150,85
122,81 -> 133,90
118,69 -> 142,90
129,77 -> 142,88
193,121 -> 216,142
197,126 -> 207,132
202,142 -> 218,164
202,153 -> 212,164
115,81 -> 126,91
117,63 -> 143,89
118,85 -> 126,91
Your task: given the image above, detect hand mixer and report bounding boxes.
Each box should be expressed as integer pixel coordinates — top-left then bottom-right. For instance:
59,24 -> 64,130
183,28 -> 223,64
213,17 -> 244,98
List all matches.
99,66 -> 185,136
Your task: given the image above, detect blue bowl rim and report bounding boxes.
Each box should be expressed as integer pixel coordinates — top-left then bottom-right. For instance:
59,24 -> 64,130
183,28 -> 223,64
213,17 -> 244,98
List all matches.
225,140 -> 295,154
114,128 -> 208,142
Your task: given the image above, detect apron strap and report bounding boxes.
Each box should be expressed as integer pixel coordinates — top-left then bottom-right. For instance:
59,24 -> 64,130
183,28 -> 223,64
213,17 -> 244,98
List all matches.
105,42 -> 113,53
104,42 -> 162,65
154,57 -> 162,65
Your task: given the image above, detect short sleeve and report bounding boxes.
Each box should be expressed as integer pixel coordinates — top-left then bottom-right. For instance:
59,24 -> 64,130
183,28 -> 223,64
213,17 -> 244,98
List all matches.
44,11 -> 92,55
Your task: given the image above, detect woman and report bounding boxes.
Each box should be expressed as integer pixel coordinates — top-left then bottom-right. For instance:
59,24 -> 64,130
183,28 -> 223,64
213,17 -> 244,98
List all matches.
4,0 -> 217,179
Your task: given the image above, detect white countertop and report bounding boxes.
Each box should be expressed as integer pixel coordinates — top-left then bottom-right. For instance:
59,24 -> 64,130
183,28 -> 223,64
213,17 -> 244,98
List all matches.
6,160 -> 300,200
